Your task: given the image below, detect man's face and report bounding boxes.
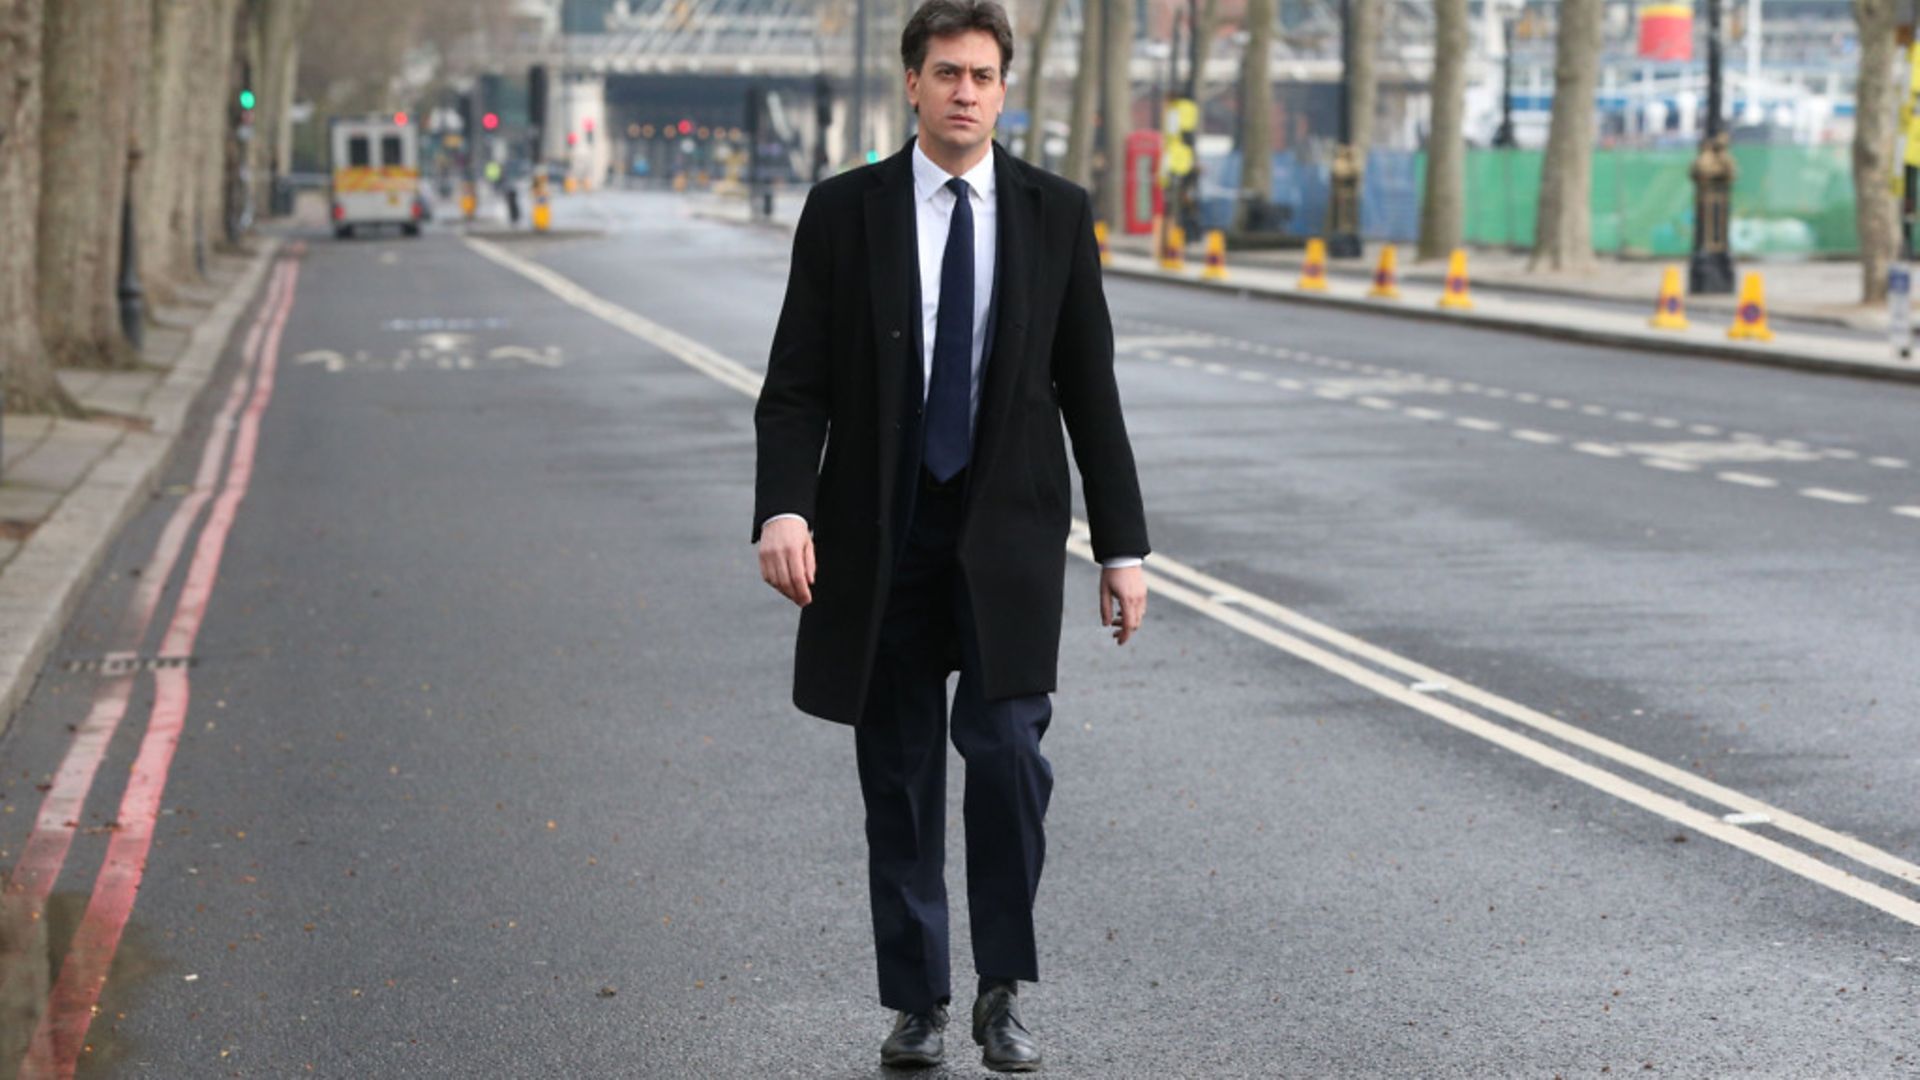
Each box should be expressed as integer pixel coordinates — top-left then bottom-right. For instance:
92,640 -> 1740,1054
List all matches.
905,29 -> 1006,165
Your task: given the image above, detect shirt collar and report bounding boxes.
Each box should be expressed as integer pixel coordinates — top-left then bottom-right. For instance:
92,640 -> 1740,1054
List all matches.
911,139 -> 997,206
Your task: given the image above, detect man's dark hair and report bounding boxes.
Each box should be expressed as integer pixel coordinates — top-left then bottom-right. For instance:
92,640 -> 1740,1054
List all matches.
900,0 -> 1015,78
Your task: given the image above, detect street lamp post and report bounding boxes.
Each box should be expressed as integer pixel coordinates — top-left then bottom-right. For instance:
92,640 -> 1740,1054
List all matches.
852,0 -> 868,163
1688,0 -> 1736,294
1325,0 -> 1362,258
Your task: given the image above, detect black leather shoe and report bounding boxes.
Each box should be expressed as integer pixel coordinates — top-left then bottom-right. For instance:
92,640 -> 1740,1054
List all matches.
972,982 -> 1042,1072
880,1005 -> 948,1069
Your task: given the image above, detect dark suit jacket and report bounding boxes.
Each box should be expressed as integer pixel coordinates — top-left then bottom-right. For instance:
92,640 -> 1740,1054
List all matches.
753,139 -> 1149,724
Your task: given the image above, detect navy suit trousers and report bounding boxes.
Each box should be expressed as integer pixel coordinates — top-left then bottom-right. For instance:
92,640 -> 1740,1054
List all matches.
855,474 -> 1054,1014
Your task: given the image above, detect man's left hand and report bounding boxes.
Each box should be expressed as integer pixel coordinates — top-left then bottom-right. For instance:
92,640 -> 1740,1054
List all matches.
1099,566 -> 1147,645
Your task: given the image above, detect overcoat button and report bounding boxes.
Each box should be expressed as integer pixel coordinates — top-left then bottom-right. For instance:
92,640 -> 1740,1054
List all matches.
890,329 -> 902,339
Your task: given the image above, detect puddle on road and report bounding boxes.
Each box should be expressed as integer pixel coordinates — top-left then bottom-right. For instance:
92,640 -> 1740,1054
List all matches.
2,890 -> 164,1077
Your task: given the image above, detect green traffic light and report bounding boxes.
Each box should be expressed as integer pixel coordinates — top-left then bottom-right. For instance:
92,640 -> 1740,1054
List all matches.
238,89 -> 256,110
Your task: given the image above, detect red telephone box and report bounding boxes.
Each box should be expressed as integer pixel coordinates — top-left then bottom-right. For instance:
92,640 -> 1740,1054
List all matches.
1123,131 -> 1163,236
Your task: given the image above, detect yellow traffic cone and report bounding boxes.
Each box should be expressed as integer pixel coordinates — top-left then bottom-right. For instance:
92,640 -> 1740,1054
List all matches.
1649,265 -> 1688,330
1202,230 -> 1228,281
1094,220 -> 1112,267
1161,224 -> 1187,272
1727,272 -> 1774,341
1368,244 -> 1401,299
1298,238 -> 1329,291
1438,248 -> 1473,310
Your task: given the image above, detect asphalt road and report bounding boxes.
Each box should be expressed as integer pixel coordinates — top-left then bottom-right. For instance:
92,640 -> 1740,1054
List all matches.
2,188 -> 1916,1078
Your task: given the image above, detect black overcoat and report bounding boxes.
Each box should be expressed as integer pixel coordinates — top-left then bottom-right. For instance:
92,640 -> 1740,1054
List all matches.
753,140 -> 1149,724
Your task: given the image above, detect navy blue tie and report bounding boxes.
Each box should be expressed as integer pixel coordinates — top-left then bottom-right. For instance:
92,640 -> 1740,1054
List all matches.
924,177 -> 973,482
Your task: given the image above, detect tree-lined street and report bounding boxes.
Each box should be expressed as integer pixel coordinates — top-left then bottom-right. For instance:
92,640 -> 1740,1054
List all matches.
1,192 -> 1915,1075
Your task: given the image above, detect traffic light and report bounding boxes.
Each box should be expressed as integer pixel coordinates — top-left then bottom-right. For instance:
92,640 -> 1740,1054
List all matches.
238,88 -> 256,110
482,112 -> 500,131
678,119 -> 692,135
394,111 -> 409,127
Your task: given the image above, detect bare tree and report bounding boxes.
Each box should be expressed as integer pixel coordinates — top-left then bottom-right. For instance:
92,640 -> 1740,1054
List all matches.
1,0 -> 79,416
1418,0 -> 1469,259
1347,0 -> 1381,155
1852,0 -> 1898,303
138,0 -> 206,302
1020,0 -> 1063,161
1098,0 -> 1132,230
197,0 -> 241,253
38,0 -> 135,369
1529,0 -> 1602,271
1063,0 -> 1101,188
1233,0 -> 1274,232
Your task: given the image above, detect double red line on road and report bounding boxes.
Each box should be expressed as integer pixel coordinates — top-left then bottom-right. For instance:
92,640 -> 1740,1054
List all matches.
7,254 -> 301,1078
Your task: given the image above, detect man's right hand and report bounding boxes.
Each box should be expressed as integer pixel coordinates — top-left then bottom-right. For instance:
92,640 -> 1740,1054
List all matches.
758,517 -> 815,607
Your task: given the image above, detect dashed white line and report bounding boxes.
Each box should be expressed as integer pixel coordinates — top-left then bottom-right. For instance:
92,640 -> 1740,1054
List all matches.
1869,457 -> 1910,469
1484,387 -> 1511,399
1171,356 -> 1196,368
1511,429 -> 1563,445
1513,392 -> 1540,404
1823,448 -> 1859,461
1546,398 -> 1572,410
1689,424 -> 1722,436
1273,377 -> 1306,390
1356,396 -> 1396,410
1582,405 -> 1608,416
1459,381 -> 1483,392
1800,487 -> 1870,505
1235,370 -> 1270,382
1202,362 -> 1232,375
1573,442 -> 1626,458
1717,472 -> 1779,488
1403,406 -> 1448,421
1892,506 -> 1920,519
1615,410 -> 1646,422
1455,417 -> 1504,432
1650,417 -> 1681,429
1643,458 -> 1700,473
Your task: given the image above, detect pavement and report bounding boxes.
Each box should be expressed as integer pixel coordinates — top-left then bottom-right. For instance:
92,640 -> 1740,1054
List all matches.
0,189 -> 1915,1076
689,188 -> 1920,386
0,242 -> 280,735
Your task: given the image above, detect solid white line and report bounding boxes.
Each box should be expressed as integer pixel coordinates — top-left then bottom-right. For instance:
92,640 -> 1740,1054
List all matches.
1511,429 -> 1562,445
469,232 -> 1920,930
1717,472 -> 1778,488
1800,487 -> 1870,505
1573,442 -> 1625,458
1642,458 -> 1699,472
1455,417 -> 1503,432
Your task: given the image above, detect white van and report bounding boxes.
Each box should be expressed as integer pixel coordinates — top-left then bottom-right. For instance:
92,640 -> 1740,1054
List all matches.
329,116 -> 424,238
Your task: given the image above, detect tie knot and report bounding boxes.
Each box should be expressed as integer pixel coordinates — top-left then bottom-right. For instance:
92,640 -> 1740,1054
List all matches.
946,177 -> 970,200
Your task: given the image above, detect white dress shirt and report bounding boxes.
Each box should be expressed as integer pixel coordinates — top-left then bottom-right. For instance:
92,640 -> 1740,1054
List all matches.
764,139 -> 1141,571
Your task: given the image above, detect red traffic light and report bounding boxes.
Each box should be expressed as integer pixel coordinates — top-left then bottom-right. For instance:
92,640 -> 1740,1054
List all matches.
482,112 -> 499,131
678,119 -> 692,135
566,131 -> 578,146
584,117 -> 595,134
393,111 -> 409,126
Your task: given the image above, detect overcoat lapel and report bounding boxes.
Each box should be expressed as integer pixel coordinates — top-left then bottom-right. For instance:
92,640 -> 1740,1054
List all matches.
863,144 -> 918,518
970,146 -> 1041,502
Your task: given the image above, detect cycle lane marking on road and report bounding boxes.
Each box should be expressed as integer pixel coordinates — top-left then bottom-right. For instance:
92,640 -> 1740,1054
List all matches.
464,234 -> 1920,929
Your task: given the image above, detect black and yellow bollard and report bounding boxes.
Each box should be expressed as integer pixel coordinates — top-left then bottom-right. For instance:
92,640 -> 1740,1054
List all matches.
1095,220 -> 1112,267
1298,238 -> 1329,291
531,174 -> 552,233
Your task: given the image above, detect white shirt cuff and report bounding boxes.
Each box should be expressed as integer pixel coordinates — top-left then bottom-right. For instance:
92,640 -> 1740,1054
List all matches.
761,513 -> 809,530
1099,556 -> 1144,570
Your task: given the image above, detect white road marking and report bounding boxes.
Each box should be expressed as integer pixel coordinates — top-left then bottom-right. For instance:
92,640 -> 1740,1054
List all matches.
1823,448 -> 1859,460
1356,396 -> 1396,410
1582,405 -> 1608,416
1403,406 -> 1447,421
1273,377 -> 1305,391
1235,370 -> 1269,382
1511,429 -> 1562,445
1717,472 -> 1779,488
1650,417 -> 1681,429
1513,392 -> 1540,404
1573,442 -> 1626,458
1484,387 -> 1511,399
1723,812 -> 1773,826
1459,381 -> 1483,392
1689,424 -> 1722,436
470,233 -> 1920,931
1455,417 -> 1503,432
1800,487 -> 1870,505
1616,410 -> 1646,422
1642,458 -> 1700,473
1171,356 -> 1196,368
1892,506 -> 1920,519
1202,362 -> 1232,375
1546,399 -> 1572,409
1869,457 -> 1909,469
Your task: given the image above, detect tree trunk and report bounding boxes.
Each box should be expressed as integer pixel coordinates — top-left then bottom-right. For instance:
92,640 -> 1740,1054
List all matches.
38,0 -> 134,369
1346,0 -> 1380,154
1529,0 -> 1602,271
1098,0 -> 1132,231
197,0 -> 241,255
1064,0 -> 1101,189
1,0 -> 80,416
1233,0 -> 1273,231
1418,0 -> 1469,259
1021,0 -> 1063,162
1853,0 -> 1898,303
139,0 -> 203,302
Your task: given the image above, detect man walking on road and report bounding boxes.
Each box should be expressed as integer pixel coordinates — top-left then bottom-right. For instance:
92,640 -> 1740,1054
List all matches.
752,0 -> 1149,1069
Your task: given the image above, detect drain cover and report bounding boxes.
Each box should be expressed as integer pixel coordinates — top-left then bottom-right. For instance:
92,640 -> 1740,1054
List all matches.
62,654 -> 198,676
